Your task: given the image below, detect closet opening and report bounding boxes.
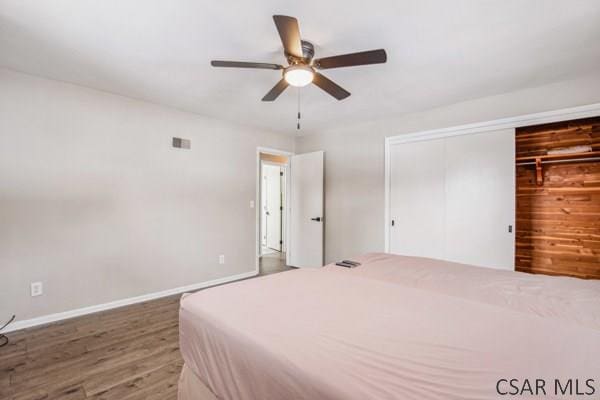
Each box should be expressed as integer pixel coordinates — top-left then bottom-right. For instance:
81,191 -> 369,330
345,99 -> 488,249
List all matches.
515,117 -> 600,279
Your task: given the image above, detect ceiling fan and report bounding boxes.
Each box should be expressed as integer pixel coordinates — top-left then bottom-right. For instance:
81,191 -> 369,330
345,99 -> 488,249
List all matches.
211,15 -> 387,101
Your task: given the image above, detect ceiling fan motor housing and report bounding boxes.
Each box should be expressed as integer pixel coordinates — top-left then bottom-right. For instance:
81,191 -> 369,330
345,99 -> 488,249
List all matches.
287,40 -> 315,65
301,40 -> 315,61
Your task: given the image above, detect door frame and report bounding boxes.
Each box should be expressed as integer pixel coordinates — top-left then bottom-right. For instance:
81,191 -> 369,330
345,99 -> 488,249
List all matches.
384,102 -> 600,253
256,147 -> 293,273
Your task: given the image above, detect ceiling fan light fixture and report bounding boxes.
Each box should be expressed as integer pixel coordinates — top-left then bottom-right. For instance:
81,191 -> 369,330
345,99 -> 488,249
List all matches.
284,65 -> 314,87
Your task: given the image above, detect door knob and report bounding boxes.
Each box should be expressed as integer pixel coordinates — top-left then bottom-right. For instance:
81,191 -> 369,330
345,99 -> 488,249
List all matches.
311,217 -> 321,222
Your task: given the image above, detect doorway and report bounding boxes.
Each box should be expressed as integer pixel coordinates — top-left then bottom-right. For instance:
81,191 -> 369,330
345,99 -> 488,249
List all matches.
256,147 -> 325,273
261,162 -> 285,254
257,149 -> 292,275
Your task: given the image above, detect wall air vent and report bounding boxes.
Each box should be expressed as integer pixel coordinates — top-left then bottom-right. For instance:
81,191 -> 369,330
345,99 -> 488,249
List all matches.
172,137 -> 191,149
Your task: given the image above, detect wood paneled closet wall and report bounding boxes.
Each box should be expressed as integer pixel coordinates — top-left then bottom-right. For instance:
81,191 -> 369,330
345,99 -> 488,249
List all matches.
515,117 -> 600,279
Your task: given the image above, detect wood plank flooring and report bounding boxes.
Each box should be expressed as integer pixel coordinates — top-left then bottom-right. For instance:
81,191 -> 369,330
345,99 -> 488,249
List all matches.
1,295 -> 182,400
0,257 -> 291,400
259,252 -> 292,275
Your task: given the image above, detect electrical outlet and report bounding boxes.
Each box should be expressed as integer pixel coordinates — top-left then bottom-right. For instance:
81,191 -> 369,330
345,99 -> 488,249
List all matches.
219,255 -> 225,265
31,282 -> 43,297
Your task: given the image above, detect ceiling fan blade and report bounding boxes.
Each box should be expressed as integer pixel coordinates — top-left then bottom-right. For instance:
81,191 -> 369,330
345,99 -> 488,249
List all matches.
273,15 -> 303,58
262,79 -> 289,102
314,49 -> 387,69
211,60 -> 283,70
312,73 -> 350,100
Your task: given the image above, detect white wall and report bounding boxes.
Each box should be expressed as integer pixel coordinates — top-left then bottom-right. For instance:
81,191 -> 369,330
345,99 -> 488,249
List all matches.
296,73 -> 600,264
0,68 -> 293,323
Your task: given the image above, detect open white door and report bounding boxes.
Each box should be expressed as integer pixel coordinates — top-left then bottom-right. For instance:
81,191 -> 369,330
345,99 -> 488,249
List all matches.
265,165 -> 282,251
289,151 -> 324,268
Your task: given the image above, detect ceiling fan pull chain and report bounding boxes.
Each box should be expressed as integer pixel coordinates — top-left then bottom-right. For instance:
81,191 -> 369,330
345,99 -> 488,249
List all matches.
296,88 -> 301,130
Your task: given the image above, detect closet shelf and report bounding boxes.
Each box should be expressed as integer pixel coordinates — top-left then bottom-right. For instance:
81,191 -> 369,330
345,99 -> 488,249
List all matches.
516,150 -> 600,163
516,151 -> 600,186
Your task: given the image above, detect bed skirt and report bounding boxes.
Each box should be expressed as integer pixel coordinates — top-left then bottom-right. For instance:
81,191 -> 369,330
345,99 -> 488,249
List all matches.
178,363 -> 219,400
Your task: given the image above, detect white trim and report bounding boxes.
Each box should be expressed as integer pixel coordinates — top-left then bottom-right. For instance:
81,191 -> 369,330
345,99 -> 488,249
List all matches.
4,270 -> 257,333
284,162 -> 291,264
386,103 -> 600,146
256,147 -> 293,271
384,136 -> 391,253
281,164 -> 288,254
384,102 -> 600,252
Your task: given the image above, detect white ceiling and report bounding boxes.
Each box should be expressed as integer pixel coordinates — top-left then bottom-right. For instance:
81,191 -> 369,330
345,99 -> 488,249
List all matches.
1,0 -> 600,135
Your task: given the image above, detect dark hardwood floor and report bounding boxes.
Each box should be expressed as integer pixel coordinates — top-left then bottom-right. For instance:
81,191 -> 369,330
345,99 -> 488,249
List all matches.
0,259 -> 292,400
259,251 -> 292,275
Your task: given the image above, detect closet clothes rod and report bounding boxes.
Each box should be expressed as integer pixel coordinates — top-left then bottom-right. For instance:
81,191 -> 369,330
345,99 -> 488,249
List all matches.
516,156 -> 600,167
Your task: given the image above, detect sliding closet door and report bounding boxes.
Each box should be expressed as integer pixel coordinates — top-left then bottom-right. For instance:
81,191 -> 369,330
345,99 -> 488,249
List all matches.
444,129 -> 515,269
389,139 -> 446,259
388,129 -> 515,269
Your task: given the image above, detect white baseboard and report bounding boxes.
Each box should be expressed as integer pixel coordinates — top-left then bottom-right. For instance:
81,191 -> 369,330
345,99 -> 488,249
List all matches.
4,270 -> 257,333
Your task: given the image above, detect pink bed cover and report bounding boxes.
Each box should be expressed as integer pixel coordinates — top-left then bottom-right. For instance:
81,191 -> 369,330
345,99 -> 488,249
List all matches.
179,253 -> 600,400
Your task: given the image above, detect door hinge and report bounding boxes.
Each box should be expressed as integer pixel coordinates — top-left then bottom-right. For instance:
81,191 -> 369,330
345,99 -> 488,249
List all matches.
280,206 -> 283,211
279,240 -> 283,245
391,220 -> 395,227
280,171 -> 283,176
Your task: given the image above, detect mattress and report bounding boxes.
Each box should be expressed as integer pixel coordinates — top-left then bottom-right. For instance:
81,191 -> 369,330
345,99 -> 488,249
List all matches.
333,253 -> 600,330
179,253 -> 600,400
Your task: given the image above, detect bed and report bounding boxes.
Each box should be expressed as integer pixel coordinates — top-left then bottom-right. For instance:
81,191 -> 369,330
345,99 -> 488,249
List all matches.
178,253 -> 600,400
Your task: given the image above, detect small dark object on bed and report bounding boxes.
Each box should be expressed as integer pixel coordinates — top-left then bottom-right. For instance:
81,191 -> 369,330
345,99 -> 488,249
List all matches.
336,261 -> 357,268
342,260 -> 361,266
